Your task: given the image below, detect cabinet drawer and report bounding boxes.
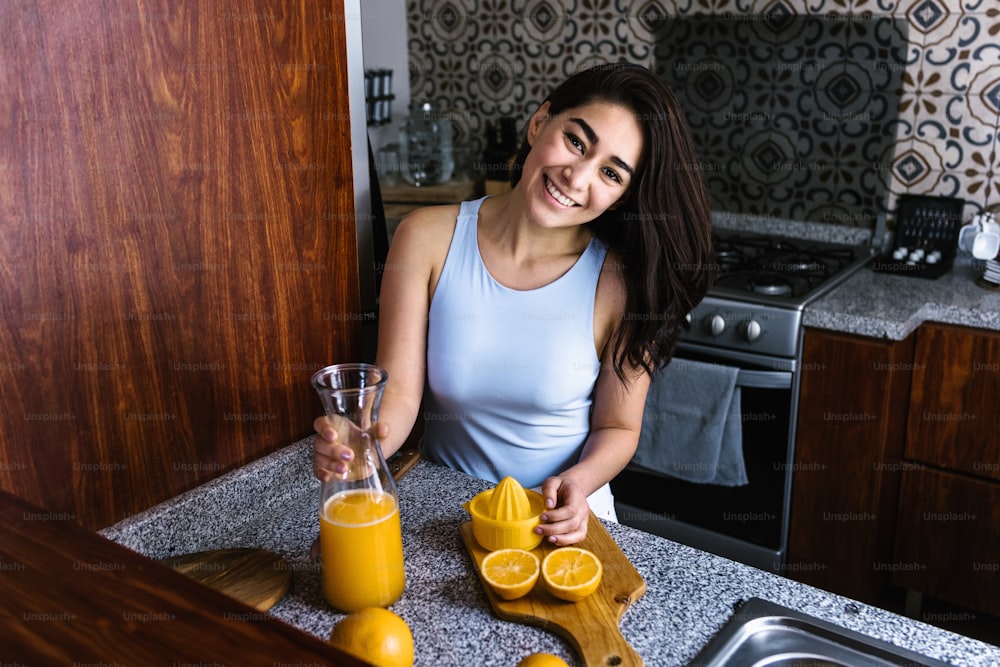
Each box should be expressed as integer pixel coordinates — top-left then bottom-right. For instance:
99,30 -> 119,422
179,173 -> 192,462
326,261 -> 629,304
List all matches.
906,324 -> 1000,481
892,467 -> 1000,616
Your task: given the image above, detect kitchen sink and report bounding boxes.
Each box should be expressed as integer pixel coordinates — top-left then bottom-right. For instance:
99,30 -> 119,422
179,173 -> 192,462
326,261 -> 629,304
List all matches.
690,598 -> 952,667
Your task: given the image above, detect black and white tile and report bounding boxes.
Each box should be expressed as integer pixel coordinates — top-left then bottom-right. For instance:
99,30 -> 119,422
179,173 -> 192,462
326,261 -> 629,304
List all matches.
407,0 -> 1000,225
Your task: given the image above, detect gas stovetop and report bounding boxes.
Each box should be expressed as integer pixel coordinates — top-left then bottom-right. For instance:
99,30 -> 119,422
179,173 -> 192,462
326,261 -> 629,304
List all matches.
681,229 -> 873,360
710,229 -> 871,307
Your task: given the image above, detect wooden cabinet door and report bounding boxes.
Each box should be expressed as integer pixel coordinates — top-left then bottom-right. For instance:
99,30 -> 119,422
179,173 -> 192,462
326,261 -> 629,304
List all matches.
892,467 -> 1000,616
787,329 -> 914,603
0,1 -> 361,529
897,323 -> 1000,615
906,324 -> 1000,481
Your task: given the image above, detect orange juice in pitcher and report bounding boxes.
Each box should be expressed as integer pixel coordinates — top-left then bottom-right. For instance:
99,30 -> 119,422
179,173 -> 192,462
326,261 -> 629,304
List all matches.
311,363 -> 405,612
320,489 -> 405,611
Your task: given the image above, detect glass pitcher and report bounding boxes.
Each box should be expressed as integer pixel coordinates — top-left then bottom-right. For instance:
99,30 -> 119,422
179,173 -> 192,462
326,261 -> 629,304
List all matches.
311,363 -> 404,611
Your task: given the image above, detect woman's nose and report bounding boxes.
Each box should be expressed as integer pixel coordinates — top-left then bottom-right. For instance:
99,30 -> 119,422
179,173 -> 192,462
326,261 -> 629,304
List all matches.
562,161 -> 591,191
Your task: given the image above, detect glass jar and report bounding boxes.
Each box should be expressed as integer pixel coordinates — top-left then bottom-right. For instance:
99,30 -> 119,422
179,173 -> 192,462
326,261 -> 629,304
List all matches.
398,102 -> 454,187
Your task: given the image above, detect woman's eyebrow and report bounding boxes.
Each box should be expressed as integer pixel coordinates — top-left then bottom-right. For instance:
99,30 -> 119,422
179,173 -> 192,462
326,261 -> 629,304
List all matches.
569,117 -> 599,144
568,116 -> 635,176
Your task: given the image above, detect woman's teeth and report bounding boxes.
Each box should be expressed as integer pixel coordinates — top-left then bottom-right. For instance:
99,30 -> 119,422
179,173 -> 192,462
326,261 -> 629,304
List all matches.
545,177 -> 579,207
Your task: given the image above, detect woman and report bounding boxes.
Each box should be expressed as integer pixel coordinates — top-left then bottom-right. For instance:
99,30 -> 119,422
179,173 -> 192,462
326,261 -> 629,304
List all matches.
314,62 -> 714,545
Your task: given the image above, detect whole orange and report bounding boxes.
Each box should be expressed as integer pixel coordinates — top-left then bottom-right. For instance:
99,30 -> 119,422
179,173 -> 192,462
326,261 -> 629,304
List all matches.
328,607 -> 414,667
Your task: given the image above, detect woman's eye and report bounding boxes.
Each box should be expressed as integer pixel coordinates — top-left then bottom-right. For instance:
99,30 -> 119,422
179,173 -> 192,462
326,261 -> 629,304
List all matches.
565,132 -> 584,152
602,167 -> 622,184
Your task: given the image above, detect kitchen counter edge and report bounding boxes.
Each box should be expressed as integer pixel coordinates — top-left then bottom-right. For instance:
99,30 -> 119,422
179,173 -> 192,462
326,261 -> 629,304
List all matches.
100,438 -> 1000,667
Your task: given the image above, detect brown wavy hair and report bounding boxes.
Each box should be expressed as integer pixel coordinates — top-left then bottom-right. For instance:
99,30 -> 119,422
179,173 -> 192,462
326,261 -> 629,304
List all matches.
511,62 -> 715,381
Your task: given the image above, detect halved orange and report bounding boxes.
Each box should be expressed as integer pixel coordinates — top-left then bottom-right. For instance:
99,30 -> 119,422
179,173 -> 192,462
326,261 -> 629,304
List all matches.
541,547 -> 603,602
479,548 -> 540,600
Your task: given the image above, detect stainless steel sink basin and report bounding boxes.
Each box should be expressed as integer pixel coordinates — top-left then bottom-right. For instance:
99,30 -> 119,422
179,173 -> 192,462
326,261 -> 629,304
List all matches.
690,598 -> 952,667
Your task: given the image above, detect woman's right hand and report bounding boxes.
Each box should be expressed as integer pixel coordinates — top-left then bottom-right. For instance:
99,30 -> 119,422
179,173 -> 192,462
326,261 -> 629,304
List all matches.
312,415 -> 391,481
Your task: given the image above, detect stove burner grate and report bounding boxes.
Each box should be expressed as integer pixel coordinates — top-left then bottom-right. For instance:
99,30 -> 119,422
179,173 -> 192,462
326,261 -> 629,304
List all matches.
711,231 -> 862,300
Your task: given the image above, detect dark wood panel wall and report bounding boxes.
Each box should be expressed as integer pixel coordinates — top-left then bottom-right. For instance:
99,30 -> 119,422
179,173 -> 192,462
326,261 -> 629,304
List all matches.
0,0 -> 361,530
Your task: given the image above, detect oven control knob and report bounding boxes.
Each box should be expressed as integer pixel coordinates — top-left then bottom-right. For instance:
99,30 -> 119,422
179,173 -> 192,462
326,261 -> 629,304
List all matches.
708,314 -> 726,337
741,319 -> 762,342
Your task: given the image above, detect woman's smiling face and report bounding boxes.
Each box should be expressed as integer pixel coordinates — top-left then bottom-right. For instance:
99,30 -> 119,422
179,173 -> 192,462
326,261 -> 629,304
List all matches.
518,99 -> 645,229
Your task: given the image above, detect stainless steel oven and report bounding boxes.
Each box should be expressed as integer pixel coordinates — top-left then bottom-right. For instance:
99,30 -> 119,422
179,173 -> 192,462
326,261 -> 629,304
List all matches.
612,228 -> 872,574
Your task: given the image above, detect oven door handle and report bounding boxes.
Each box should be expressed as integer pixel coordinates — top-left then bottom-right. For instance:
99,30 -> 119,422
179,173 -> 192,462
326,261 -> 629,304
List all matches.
736,369 -> 792,390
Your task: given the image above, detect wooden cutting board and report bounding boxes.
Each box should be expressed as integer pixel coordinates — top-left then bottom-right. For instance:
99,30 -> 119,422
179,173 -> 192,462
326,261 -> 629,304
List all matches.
461,513 -> 646,666
159,547 -> 292,612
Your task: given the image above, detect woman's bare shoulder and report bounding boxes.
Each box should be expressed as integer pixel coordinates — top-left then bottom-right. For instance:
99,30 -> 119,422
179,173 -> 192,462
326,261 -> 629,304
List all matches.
385,204 -> 462,293
392,203 -> 462,252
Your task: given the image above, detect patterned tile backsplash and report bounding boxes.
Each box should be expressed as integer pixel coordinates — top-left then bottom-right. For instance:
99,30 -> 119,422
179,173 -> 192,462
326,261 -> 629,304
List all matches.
406,0 -> 1000,227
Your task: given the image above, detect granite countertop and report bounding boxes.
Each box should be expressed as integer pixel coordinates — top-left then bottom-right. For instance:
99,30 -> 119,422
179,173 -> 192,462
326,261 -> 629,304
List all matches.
711,210 -> 1000,340
101,438 -> 1000,667
804,256 -> 1000,339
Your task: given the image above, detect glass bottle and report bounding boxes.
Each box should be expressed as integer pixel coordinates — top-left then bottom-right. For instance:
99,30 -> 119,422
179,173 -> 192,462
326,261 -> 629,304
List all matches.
311,363 -> 404,611
398,102 -> 454,186
482,116 -> 519,181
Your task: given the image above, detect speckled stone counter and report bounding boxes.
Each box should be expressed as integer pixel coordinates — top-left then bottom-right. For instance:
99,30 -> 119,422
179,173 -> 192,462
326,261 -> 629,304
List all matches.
101,438 -> 999,667
804,256 -> 1000,339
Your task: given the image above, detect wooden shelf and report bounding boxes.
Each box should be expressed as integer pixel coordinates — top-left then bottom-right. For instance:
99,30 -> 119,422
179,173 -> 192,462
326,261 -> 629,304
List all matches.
380,179 -> 483,205
380,179 -> 486,239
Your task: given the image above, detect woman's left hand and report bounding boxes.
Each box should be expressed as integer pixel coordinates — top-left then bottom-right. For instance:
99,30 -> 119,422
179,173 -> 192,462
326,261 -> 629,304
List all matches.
535,476 -> 590,545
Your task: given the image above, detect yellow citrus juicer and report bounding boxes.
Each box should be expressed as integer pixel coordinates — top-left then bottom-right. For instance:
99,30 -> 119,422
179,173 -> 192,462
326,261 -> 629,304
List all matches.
463,476 -> 546,551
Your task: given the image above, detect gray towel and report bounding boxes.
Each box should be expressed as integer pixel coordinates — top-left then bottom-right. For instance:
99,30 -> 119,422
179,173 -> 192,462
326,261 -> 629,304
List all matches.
632,357 -> 748,486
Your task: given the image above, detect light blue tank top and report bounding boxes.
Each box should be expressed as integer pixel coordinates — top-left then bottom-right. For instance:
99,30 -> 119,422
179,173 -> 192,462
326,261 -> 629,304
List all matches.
423,196 -> 608,488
